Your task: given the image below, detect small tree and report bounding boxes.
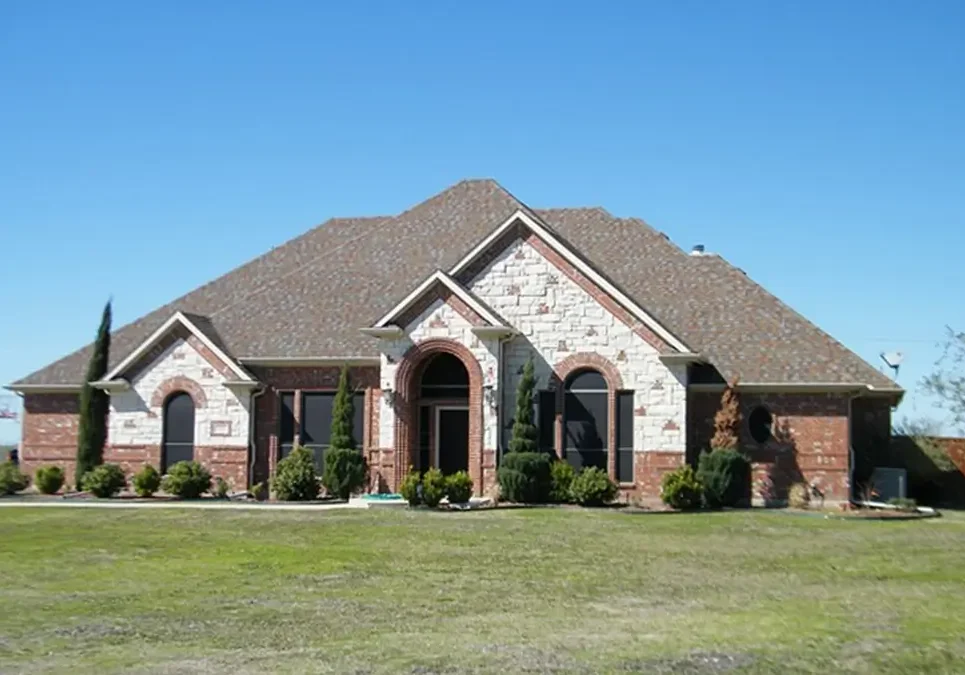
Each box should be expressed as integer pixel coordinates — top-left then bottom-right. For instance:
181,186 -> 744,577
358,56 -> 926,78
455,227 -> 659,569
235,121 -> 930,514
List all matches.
329,366 -> 357,451
922,326 -> 965,433
509,356 -> 539,454
710,381 -> 741,452
76,300 -> 112,489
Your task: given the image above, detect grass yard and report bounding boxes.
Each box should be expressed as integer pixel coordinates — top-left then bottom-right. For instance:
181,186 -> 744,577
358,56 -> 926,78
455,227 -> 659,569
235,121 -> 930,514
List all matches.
1,508 -> 964,674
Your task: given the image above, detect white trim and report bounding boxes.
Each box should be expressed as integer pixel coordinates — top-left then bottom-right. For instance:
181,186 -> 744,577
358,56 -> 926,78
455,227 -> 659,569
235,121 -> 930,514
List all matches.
237,356 -> 381,366
470,326 -> 516,339
358,327 -> 404,338
688,382 -> 904,396
89,379 -> 131,393
3,383 -> 83,394
104,312 -> 252,382
448,210 -> 691,353
372,270 -> 507,329
222,380 -> 263,390
434,405 -> 470,470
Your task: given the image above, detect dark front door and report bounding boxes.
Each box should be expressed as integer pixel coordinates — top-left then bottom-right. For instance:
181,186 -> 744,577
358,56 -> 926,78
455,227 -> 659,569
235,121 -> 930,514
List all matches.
437,408 -> 469,475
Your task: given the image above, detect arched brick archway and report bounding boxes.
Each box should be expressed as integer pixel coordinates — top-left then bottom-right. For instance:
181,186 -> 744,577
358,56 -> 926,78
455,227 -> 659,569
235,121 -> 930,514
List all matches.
151,376 -> 207,409
394,338 -> 484,494
550,352 -> 623,482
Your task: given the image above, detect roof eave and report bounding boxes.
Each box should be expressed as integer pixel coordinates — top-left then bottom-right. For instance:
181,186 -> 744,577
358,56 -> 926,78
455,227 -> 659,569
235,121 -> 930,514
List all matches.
4,383 -> 84,394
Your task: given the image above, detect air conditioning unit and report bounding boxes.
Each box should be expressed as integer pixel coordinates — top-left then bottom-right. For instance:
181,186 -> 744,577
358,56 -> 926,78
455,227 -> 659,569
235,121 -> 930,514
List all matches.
871,467 -> 907,501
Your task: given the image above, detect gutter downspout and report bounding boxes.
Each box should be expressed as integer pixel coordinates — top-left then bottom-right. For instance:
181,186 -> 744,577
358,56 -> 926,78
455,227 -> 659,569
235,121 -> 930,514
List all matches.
247,384 -> 267,489
847,390 -> 863,504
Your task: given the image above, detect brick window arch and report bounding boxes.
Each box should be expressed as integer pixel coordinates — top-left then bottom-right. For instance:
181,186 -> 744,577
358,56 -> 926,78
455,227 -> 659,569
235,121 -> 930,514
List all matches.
151,376 -> 207,409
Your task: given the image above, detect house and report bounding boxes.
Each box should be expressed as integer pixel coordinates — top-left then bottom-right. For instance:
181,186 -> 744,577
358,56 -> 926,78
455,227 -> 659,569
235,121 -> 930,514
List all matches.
6,180 -> 902,500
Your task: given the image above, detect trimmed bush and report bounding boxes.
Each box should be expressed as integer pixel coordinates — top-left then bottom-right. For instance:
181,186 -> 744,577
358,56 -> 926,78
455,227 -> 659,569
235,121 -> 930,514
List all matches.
251,482 -> 267,501
161,461 -> 212,499
132,465 -> 162,497
445,471 -> 474,504
888,496 -> 918,512
321,448 -> 367,500
697,449 -> 751,509
788,482 -> 810,509
35,466 -> 65,495
570,467 -> 618,507
212,477 -> 231,499
81,463 -> 126,498
0,461 -> 30,495
421,468 -> 446,508
660,465 -> 703,510
549,460 -> 576,504
272,446 -> 319,501
399,470 -> 421,506
497,452 -> 552,504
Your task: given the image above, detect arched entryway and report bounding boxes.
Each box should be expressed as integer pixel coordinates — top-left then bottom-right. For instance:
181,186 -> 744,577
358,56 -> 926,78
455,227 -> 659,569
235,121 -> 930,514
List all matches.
394,339 -> 484,492
162,391 -> 195,472
563,369 -> 609,471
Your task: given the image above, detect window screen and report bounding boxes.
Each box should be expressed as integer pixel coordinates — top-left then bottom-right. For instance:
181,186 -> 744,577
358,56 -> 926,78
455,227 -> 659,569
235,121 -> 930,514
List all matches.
564,391 -> 608,470
616,391 -> 634,482
279,393 -> 296,458
537,390 -> 556,454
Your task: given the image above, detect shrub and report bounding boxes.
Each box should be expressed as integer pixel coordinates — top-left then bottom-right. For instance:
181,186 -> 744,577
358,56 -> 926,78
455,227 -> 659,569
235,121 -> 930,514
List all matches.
272,446 -> 319,501
35,466 -> 65,495
421,468 -> 446,508
549,460 -> 576,504
81,463 -> 126,498
445,471 -> 474,504
399,470 -> 421,506
888,496 -> 918,512
251,481 -> 267,501
0,461 -> 30,495
321,448 -> 367,500
788,482 -> 811,509
570,467 -> 618,506
497,452 -> 552,503
508,357 -> 539,454
212,477 -> 231,499
660,465 -> 703,510
697,449 -> 751,509
161,461 -> 212,499
132,465 -> 162,497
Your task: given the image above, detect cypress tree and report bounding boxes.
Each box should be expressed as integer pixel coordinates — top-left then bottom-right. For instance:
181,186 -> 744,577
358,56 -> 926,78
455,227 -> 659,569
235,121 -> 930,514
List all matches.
508,356 -> 539,454
76,300 -> 112,489
329,366 -> 357,451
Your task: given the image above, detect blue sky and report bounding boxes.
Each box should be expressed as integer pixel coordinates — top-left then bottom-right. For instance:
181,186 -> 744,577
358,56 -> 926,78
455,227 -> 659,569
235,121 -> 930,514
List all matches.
1,0 -> 963,442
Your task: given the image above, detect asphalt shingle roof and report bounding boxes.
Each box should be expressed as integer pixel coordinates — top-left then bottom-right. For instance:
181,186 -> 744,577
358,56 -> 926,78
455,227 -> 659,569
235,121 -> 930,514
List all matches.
13,179 -> 897,390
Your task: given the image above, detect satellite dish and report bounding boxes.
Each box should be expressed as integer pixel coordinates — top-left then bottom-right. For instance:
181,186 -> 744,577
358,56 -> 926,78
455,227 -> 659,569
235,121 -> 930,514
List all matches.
880,352 -> 904,379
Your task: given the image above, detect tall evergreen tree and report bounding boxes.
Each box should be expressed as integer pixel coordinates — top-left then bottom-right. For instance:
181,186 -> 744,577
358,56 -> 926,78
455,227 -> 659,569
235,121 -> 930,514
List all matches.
329,366 -> 357,451
508,356 -> 539,454
710,381 -> 741,452
76,300 -> 112,489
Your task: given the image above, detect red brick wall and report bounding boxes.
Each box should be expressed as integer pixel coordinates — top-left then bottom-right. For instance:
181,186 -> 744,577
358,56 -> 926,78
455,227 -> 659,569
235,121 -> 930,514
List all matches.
20,393 -> 81,486
688,390 -> 854,502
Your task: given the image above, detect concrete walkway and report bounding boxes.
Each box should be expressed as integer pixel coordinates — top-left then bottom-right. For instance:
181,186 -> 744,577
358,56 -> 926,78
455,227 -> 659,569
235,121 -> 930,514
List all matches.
0,497 -> 395,511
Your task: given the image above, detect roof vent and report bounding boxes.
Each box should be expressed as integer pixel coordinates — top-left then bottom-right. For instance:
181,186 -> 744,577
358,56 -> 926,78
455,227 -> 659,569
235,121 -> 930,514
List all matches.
690,244 -> 706,256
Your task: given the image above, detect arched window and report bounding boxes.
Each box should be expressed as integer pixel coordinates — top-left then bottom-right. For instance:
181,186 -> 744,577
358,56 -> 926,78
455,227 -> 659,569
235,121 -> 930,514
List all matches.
420,353 -> 469,399
162,392 -> 195,472
748,406 -> 773,444
563,369 -> 608,471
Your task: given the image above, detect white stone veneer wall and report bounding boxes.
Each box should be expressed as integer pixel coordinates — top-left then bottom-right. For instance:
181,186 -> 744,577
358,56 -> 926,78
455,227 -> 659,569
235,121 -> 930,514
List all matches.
108,338 -> 250,447
467,238 -> 687,455
378,299 -> 500,449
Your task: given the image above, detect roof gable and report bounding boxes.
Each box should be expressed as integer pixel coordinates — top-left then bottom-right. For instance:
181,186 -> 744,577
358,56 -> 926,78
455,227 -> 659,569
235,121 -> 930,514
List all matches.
372,271 -> 507,329
104,312 -> 253,383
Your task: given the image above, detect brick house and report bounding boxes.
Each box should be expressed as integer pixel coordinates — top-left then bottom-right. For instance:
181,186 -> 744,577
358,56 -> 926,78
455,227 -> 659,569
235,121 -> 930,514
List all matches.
6,180 -> 902,501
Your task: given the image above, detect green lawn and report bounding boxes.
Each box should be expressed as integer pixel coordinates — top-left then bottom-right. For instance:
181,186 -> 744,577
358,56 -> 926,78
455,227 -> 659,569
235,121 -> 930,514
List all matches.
1,507 -> 964,674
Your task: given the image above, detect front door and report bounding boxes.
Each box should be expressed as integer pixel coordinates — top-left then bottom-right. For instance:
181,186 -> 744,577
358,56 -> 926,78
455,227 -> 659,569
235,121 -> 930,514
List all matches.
436,407 -> 469,475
